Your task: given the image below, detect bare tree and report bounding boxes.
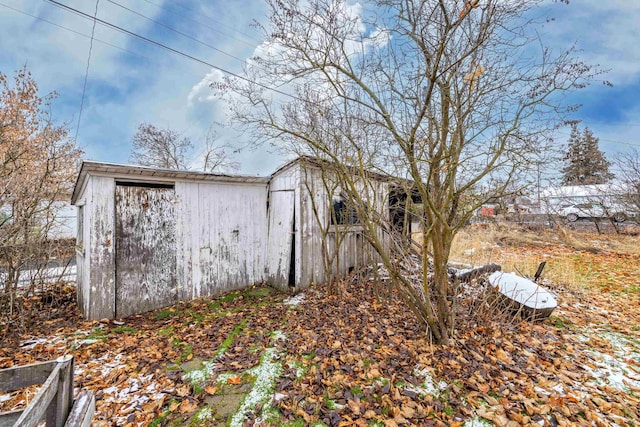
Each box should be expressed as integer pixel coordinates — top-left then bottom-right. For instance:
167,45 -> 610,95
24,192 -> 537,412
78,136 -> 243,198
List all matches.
130,123 -> 239,172
614,148 -> 640,222
200,127 -> 240,172
130,123 -> 193,169
221,0 -> 599,344
0,67 -> 82,331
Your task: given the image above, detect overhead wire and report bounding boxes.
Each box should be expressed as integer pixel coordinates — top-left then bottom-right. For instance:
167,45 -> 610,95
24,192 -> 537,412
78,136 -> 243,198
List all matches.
105,0 -> 257,69
555,131 -> 640,148
138,0 -> 260,49
42,0 -> 300,101
75,0 -> 100,141
0,2 -> 142,58
19,0 -> 639,154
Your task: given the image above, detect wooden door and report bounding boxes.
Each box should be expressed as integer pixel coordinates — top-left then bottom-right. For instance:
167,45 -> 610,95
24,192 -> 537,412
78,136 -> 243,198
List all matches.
266,190 -> 295,289
115,183 -> 177,318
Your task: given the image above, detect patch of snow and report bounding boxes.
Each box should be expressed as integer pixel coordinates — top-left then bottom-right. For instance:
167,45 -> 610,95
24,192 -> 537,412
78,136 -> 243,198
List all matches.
464,416 -> 493,427
184,361 -> 220,384
584,351 -> 640,392
407,366 -> 446,397
600,331 -> 640,358
534,386 -> 550,396
271,330 -> 287,343
194,406 -> 213,421
215,372 -> 237,384
283,293 -> 305,306
229,346 -> 283,427
97,354 -> 126,377
579,329 -> 640,393
19,338 -> 49,349
273,392 -> 287,402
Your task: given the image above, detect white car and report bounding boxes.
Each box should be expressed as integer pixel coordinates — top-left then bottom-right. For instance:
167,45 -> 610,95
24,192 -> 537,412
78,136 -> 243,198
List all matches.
558,203 -> 628,222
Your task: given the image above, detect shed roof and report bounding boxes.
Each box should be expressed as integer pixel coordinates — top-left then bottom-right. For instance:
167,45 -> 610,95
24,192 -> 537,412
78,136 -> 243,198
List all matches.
271,155 -> 408,184
71,161 -> 269,204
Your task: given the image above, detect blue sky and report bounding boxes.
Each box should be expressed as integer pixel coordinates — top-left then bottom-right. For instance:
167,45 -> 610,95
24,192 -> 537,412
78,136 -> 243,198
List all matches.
1,0 -> 640,177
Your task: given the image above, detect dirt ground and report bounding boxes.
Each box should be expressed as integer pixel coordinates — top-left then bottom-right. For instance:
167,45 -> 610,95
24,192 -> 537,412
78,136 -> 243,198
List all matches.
1,225 -> 638,426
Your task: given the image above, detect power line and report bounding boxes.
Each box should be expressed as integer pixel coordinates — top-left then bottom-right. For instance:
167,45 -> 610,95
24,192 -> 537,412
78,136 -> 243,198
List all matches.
105,0 -> 253,68
75,0 -> 100,141
139,0 -> 260,49
555,131 -> 640,148
43,0 -> 298,101
0,2 -> 143,58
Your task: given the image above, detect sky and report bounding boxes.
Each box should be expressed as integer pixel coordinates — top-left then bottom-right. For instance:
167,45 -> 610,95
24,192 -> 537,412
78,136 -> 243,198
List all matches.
1,0 -> 640,177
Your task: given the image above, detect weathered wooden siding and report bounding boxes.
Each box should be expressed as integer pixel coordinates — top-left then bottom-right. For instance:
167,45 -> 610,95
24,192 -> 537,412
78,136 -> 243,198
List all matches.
175,181 -> 198,301
115,184 -> 177,318
175,181 -> 268,299
266,190 -> 295,290
74,182 -> 92,317
73,159 -> 392,320
87,176 -> 115,320
299,166 -> 389,287
267,163 -> 301,289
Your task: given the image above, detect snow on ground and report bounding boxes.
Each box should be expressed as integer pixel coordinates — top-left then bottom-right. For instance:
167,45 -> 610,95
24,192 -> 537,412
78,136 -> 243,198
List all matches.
464,416 -> 493,427
578,328 -> 640,393
407,365 -> 447,397
283,293 -> 305,306
232,332 -> 285,426
183,360 -> 220,384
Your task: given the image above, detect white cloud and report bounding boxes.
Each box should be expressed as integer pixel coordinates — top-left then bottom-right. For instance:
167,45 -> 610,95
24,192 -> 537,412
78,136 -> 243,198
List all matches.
187,68 -> 225,105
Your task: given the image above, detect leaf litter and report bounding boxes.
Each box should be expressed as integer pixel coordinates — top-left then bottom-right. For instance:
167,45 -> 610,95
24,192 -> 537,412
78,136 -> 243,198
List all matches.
1,232 -> 639,426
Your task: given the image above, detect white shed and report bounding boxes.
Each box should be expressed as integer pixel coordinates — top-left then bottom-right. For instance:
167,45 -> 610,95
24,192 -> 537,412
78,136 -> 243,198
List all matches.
71,157 -> 396,320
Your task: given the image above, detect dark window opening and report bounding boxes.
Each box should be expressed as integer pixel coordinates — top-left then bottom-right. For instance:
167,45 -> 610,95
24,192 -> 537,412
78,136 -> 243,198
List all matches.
331,198 -> 360,225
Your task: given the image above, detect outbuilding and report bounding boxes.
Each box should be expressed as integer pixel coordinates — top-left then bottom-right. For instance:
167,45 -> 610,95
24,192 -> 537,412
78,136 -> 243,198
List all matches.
71,157 -> 400,320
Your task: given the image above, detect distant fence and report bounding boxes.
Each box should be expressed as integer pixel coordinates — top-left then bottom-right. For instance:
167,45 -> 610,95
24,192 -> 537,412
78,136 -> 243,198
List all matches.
0,356 -> 94,427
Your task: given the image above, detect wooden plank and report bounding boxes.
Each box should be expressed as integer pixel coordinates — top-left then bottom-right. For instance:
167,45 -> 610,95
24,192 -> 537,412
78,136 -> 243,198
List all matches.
63,391 -> 95,427
266,190 -> 295,290
88,176 -> 115,320
13,363 -> 61,427
47,356 -> 73,427
196,182 -> 268,297
0,410 -> 22,427
175,182 -> 198,301
0,360 -> 56,391
115,185 -> 177,318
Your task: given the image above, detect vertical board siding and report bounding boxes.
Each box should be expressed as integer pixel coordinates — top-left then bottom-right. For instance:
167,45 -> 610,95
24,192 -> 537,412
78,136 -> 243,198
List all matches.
266,190 -> 295,290
195,182 -> 268,297
299,166 -> 390,287
175,182 -> 199,301
115,185 -> 177,318
267,164 -> 300,290
87,176 -> 115,320
74,160 -> 393,320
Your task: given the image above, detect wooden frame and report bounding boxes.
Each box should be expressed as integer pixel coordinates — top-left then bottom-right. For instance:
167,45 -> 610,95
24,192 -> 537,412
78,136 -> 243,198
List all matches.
0,356 -> 94,427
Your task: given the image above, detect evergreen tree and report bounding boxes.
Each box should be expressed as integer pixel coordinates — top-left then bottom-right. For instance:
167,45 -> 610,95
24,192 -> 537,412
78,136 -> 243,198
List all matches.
562,124 -> 613,185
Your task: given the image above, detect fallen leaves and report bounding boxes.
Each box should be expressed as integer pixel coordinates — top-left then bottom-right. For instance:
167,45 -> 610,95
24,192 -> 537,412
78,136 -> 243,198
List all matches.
226,376 -> 242,385
2,230 -> 640,426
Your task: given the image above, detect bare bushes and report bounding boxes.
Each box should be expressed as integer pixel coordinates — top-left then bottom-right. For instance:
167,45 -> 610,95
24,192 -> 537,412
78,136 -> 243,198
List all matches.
0,68 -> 81,336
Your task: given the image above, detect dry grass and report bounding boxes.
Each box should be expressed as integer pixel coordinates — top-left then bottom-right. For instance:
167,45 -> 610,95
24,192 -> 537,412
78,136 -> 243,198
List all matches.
448,223 -> 640,292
